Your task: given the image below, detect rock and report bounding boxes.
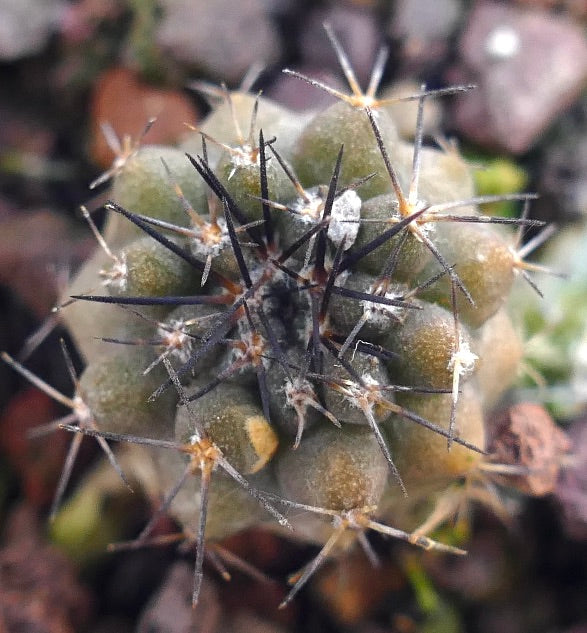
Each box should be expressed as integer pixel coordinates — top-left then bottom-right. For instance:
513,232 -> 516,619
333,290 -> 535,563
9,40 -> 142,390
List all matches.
137,562 -> 221,633
391,0 -> 463,41
0,208 -> 92,317
156,0 -> 281,84
0,504 -> 92,633
514,0 -> 587,21
389,0 -> 464,73
59,0 -> 123,45
266,67 -> 343,112
453,1 -> 587,153
311,549 -> 405,626
0,0 -> 65,60
0,388 -> 69,508
426,529 -> 510,601
555,417 -> 587,540
256,0 -> 296,19
89,67 -> 201,169
487,403 -> 571,496
299,5 -> 383,89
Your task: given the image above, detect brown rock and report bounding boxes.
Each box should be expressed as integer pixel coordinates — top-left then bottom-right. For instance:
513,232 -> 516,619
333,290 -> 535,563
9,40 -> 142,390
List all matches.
487,403 -> 571,496
311,549 -> 405,626
89,67 -> 200,169
0,388 -> 70,508
0,504 -> 92,633
219,612 -> 290,633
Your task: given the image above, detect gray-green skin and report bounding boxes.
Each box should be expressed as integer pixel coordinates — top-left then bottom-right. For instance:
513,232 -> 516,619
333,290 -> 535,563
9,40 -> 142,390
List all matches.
210,312 -> 289,394
397,142 -> 477,208
175,378 -> 277,475
351,194 -> 432,280
62,247 -> 152,363
416,222 -> 515,329
276,424 -> 388,512
185,211 -> 258,282
473,308 -> 523,410
105,146 -> 208,248
215,147 -> 297,222
383,300 -> 476,390
320,351 -> 392,425
273,185 -> 332,264
152,449 -> 279,541
162,375 -> 281,539
383,382 -> 485,495
61,233 -> 204,365
328,271 -> 411,342
292,102 -> 405,201
79,348 -> 177,439
108,235 -> 201,300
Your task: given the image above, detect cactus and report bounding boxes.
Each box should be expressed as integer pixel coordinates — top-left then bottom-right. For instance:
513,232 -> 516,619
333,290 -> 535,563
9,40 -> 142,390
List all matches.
2,26 -> 567,612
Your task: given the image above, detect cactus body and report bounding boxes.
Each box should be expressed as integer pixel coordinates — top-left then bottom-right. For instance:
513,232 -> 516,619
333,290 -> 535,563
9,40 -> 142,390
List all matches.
50,37 -> 559,610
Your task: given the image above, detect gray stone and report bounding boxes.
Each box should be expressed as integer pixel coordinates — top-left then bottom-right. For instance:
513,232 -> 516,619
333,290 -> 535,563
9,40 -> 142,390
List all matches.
389,0 -> 464,72
299,5 -> 383,89
0,0 -> 65,60
156,0 -> 281,84
391,0 -> 463,42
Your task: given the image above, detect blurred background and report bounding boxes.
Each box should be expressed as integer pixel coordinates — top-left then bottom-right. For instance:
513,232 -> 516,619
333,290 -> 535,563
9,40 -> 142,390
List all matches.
0,1 -> 585,632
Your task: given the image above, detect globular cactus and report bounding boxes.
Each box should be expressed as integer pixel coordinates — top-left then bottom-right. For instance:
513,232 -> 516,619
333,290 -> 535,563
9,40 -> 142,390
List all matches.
3,25 -> 567,611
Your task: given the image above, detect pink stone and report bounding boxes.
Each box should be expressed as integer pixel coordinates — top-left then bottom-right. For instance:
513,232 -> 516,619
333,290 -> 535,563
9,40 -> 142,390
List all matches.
453,1 -> 587,153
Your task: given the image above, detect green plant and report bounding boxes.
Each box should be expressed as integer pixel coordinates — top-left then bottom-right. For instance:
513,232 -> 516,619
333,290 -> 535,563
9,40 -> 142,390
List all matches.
2,25 -> 563,611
